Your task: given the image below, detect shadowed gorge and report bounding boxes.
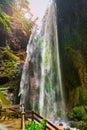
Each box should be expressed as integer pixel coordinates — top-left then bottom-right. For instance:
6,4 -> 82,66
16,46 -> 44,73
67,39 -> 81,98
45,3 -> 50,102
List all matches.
0,0 -> 87,129
56,0 -> 87,108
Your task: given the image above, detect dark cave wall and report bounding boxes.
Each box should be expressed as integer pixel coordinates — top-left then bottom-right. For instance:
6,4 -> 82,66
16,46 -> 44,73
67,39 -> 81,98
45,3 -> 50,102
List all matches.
56,0 -> 87,108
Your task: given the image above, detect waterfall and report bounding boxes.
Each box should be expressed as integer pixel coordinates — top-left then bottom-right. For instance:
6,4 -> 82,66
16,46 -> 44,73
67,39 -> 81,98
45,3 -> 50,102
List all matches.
19,0 -> 67,122
18,56 -> 30,109
39,1 -> 66,121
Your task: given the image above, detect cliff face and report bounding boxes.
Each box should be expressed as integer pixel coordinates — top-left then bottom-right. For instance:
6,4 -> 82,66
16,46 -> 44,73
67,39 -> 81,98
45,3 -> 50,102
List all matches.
56,0 -> 87,108
0,0 -> 33,104
1,0 -> 87,111
0,0 -> 30,51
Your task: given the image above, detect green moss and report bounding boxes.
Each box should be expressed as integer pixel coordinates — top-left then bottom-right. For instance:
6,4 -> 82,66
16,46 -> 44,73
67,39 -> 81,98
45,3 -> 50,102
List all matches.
67,88 -> 75,108
0,47 -> 20,78
79,121 -> 87,130
79,87 -> 86,104
0,92 -> 10,105
74,87 -> 80,106
1,60 -> 16,77
0,83 -> 9,88
74,86 -> 86,106
0,8 -> 11,33
73,106 -> 86,120
64,46 -> 87,107
69,86 -> 86,107
82,115 -> 87,122
3,48 -> 20,61
72,121 -> 87,130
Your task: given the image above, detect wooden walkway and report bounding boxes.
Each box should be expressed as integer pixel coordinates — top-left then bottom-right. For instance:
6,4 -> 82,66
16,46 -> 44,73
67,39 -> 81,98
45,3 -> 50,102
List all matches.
0,104 -> 64,130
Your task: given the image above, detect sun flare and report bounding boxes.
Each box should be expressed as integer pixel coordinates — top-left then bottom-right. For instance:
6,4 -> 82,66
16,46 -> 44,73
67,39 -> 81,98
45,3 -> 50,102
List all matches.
29,0 -> 50,20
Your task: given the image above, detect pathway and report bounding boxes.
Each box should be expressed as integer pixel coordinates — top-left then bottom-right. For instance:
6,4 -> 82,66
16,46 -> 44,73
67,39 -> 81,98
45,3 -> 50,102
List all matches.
0,119 -> 21,130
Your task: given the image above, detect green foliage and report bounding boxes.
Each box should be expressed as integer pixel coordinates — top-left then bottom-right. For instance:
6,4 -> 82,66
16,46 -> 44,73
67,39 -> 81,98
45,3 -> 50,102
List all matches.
0,47 -> 20,78
1,60 -> 16,77
25,119 -> 46,130
72,121 -> 87,130
0,83 -> 9,88
0,9 -> 11,32
78,121 -> 87,130
82,115 -> 87,122
3,48 -> 20,61
63,45 -> 87,107
57,0 -> 87,111
73,106 -> 86,120
0,92 -> 10,105
73,86 -> 86,106
79,87 -> 86,104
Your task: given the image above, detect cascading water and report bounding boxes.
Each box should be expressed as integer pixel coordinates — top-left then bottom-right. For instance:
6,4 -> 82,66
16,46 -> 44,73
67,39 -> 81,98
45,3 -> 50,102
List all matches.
18,56 -> 30,109
39,1 -> 66,121
19,0 -> 67,124
18,25 -> 39,109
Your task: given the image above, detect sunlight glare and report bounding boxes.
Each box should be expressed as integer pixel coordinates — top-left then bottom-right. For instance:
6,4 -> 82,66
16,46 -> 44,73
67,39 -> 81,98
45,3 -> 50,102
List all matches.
29,0 -> 50,20
24,13 -> 30,19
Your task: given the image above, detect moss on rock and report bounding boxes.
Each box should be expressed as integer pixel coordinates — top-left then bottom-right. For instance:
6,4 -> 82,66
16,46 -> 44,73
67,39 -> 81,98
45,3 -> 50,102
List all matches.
0,47 -> 21,79
0,91 -> 10,105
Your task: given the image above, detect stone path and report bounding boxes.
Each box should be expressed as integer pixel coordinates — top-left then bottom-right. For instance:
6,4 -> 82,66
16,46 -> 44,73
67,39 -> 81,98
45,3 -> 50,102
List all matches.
0,119 -> 21,130
0,123 -> 8,130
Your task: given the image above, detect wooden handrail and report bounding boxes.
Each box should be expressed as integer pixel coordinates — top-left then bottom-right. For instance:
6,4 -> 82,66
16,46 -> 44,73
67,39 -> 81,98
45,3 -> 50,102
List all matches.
0,104 -> 59,130
2,104 -> 21,109
21,104 -> 25,130
26,110 -> 59,130
0,87 -> 14,91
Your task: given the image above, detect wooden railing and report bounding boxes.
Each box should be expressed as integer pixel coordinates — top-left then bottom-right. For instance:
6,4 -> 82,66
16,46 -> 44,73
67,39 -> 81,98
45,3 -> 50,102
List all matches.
25,110 -> 59,130
0,87 -> 14,91
2,104 -> 21,109
0,104 -> 21,120
0,104 -> 59,130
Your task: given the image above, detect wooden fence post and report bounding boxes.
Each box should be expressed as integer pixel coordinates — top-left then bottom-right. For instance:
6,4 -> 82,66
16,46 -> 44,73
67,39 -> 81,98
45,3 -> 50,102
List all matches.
32,111 -> 34,121
0,104 -> 2,117
21,104 -> 25,130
